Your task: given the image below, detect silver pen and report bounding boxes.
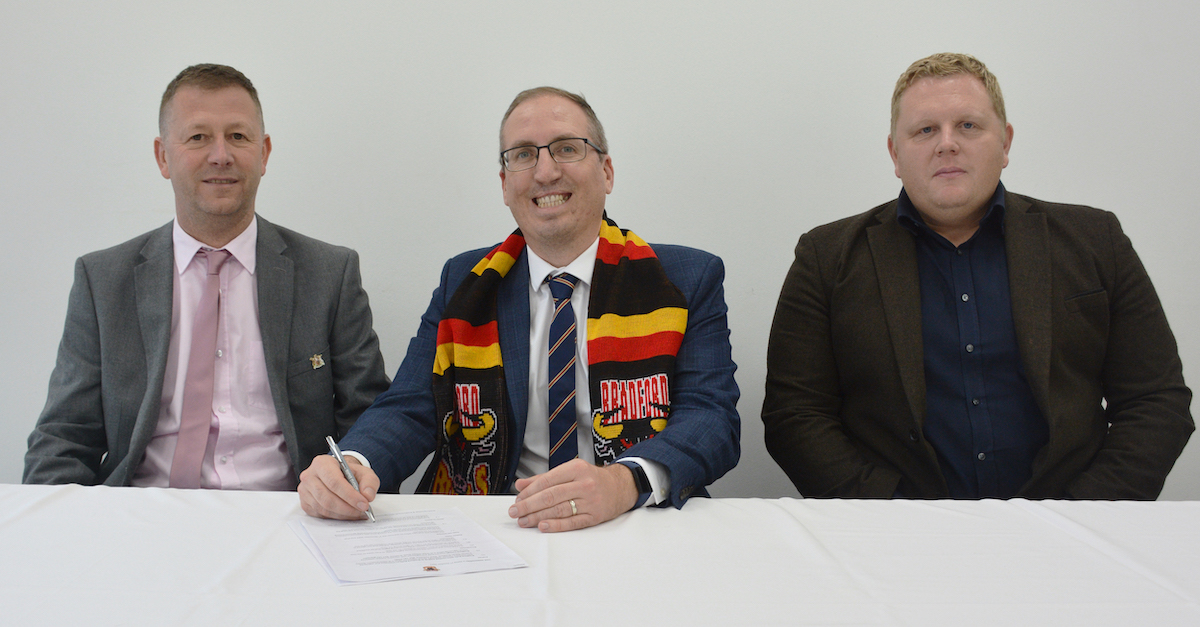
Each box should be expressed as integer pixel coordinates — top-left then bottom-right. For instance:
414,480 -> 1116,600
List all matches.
326,435 -> 376,522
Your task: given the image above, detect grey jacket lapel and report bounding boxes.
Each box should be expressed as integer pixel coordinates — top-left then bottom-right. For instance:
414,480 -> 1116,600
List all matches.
129,223 -> 175,465
254,218 -> 299,465
1003,194 -> 1053,419
866,207 -> 927,427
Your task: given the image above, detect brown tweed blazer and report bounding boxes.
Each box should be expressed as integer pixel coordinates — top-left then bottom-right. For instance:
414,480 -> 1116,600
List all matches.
763,192 -> 1193,499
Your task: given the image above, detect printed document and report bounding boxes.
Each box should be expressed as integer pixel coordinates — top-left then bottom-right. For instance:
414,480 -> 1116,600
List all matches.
291,508 -> 526,584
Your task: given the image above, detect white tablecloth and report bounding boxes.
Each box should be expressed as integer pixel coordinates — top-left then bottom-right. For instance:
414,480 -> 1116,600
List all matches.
2,484 -> 1198,626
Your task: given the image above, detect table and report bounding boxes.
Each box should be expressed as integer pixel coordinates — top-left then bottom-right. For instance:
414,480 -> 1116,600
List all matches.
2,484 -> 1198,626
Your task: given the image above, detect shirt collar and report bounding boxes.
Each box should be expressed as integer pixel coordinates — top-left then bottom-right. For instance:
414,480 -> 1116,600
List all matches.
896,181 -> 1007,237
526,236 -> 600,291
172,216 -> 258,275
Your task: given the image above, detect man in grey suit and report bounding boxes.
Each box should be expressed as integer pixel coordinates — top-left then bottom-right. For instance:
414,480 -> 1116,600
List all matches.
763,53 -> 1193,500
24,64 -> 390,489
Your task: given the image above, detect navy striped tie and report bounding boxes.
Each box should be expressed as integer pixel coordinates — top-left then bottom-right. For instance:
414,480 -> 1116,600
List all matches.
547,273 -> 579,468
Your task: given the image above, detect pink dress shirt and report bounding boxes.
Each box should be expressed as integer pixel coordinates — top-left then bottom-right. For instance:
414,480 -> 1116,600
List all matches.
131,218 -> 296,490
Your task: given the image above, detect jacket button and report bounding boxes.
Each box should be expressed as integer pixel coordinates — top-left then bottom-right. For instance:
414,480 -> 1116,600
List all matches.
908,429 -> 920,442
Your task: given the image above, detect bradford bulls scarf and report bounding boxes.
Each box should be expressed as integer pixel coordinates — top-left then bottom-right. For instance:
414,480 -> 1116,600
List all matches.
419,217 -> 688,494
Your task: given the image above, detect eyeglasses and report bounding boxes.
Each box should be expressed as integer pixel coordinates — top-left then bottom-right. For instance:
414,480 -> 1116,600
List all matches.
500,138 -> 604,172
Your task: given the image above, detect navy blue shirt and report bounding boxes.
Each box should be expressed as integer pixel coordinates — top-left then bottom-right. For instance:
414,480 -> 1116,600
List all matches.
897,183 -> 1048,498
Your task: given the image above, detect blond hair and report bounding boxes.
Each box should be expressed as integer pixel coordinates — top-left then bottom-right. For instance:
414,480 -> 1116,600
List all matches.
891,53 -> 1005,136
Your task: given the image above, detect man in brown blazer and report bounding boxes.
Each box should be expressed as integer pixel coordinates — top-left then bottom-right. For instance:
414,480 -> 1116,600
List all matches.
763,53 -> 1193,499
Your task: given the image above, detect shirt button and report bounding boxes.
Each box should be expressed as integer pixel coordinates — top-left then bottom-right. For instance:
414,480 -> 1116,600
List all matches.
961,294 -> 970,302
220,456 -> 228,464
956,249 -> 964,256
908,429 -> 920,442
218,406 -> 228,413
978,453 -> 986,461
972,398 -> 981,406
965,344 -> 975,353
216,349 -> 223,358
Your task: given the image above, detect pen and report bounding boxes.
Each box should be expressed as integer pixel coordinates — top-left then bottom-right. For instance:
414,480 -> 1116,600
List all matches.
326,435 -> 376,523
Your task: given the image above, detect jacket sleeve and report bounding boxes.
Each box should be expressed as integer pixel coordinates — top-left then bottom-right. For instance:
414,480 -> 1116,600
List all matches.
326,250 -> 391,438
620,250 -> 741,508
1064,213 -> 1193,499
24,258 -> 108,485
335,259 -> 454,492
762,233 -> 904,497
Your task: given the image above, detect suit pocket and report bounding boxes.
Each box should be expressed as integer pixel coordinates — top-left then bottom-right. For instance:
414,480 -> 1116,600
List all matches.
1065,289 -> 1108,313
288,345 -> 332,378
1059,289 -> 1109,370
287,345 -> 335,407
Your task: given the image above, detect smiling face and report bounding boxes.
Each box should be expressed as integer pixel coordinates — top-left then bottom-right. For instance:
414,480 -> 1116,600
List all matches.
888,73 -> 1012,231
500,94 -> 613,266
155,85 -> 271,245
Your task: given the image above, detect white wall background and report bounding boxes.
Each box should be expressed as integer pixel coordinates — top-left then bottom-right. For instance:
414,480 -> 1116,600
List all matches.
3,1 -> 1198,499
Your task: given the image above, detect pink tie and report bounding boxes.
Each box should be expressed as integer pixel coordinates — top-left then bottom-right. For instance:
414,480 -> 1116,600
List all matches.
169,249 -> 230,489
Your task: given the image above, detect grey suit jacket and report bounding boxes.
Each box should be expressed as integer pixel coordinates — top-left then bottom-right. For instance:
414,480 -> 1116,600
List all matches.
763,192 -> 1194,499
24,216 -> 391,486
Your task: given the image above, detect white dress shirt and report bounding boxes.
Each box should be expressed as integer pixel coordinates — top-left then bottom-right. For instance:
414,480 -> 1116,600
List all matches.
132,218 -> 295,490
520,239 -> 670,506
352,239 -> 670,505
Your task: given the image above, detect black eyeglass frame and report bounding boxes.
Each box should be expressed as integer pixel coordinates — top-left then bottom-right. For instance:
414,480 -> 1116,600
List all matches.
500,137 -> 606,172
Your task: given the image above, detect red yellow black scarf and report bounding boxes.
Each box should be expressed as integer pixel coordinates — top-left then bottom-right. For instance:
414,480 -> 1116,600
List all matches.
419,216 -> 688,494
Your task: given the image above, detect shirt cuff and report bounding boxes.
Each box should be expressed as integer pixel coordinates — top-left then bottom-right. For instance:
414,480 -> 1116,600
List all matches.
342,451 -> 372,469
618,457 -> 670,507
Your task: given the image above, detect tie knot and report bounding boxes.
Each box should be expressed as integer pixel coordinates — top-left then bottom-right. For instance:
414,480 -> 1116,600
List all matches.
547,273 -> 578,302
200,249 -> 231,276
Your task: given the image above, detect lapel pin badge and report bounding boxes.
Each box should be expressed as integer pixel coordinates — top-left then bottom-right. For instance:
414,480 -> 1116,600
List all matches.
310,354 -> 325,370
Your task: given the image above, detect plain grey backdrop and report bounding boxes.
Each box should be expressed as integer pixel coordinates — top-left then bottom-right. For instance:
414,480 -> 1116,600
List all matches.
4,1 -> 1198,498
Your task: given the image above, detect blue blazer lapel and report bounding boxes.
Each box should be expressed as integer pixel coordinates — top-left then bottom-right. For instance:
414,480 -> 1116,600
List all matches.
129,223 -> 175,459
497,251 -> 531,444
866,206 -> 927,428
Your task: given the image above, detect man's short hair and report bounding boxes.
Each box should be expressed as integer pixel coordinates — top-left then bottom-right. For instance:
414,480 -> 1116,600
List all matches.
498,86 -> 608,167
890,53 -> 1006,137
159,64 -> 263,136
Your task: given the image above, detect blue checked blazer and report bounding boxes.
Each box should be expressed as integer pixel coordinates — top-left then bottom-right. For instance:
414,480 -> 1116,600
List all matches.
341,242 -> 741,507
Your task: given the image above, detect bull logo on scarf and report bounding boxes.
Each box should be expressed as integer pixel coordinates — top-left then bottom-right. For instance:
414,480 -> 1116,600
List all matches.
428,383 -> 497,493
592,374 -> 670,464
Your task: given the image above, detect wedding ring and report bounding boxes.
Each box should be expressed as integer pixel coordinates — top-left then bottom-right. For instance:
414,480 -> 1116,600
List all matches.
569,499 -> 578,516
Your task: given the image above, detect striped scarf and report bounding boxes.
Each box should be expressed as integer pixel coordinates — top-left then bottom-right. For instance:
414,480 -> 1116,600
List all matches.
419,216 -> 687,494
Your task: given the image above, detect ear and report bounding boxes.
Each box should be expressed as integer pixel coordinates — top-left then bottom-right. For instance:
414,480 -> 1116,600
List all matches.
602,154 -> 614,194
1001,123 -> 1014,168
260,134 -> 272,174
499,167 -> 509,203
154,137 -> 170,179
887,134 -> 900,178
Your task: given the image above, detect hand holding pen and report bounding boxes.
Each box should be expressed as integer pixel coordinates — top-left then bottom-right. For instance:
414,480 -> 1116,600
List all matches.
325,436 -> 377,522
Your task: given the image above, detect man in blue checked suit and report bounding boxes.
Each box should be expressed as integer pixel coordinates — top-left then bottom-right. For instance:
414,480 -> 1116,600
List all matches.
299,87 -> 740,532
